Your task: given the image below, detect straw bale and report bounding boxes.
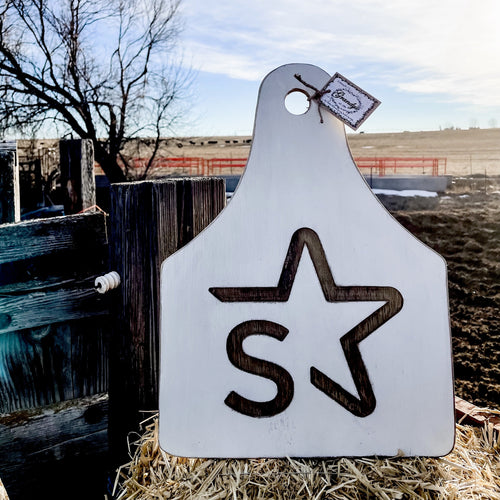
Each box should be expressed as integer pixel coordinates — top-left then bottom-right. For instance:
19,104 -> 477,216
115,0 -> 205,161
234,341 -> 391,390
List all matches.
0,479 -> 9,500
114,416 -> 499,499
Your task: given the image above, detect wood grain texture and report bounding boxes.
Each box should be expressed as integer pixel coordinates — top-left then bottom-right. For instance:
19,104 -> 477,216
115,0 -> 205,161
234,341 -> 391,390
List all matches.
0,212 -> 107,265
0,394 -> 109,500
0,319 -> 110,413
108,177 -> 224,462
454,396 -> 500,431
0,212 -> 110,413
0,151 -> 20,224
59,139 -> 96,214
0,279 -> 109,334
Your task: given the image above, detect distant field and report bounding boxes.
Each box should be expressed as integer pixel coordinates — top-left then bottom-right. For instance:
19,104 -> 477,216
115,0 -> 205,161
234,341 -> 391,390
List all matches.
347,128 -> 500,177
147,128 -> 500,177
20,128 -> 500,178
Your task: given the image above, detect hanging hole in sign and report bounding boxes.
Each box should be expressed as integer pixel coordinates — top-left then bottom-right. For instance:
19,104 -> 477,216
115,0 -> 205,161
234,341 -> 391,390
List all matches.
285,89 -> 310,115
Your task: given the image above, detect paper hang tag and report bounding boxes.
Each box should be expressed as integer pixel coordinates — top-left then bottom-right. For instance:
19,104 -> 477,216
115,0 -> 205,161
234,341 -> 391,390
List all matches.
318,73 -> 380,130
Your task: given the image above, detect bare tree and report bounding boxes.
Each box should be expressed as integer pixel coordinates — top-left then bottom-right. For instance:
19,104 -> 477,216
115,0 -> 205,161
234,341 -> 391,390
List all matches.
0,0 -> 189,182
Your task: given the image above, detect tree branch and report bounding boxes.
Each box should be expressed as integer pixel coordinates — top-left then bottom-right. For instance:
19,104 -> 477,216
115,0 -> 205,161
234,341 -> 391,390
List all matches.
0,0 -> 188,183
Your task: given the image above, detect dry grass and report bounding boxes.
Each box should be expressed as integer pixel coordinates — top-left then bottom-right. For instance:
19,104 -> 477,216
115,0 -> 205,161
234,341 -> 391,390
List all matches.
0,479 -> 8,500
113,416 -> 500,499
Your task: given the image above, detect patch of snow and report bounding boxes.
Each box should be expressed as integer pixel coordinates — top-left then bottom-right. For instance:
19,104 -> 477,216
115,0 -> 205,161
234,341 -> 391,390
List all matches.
372,189 -> 438,198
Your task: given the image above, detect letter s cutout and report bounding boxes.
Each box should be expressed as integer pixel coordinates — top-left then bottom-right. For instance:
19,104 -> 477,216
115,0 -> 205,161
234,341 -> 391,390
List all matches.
225,320 -> 294,417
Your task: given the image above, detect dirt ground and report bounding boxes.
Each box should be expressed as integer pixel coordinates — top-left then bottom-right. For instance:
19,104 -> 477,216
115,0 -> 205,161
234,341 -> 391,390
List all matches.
393,179 -> 500,410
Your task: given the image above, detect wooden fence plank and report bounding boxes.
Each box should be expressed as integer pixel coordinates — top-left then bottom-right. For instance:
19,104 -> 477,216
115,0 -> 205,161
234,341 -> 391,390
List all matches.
0,320 -> 110,413
455,396 -> 500,431
108,177 -> 225,463
177,177 -> 226,245
0,212 -> 107,265
108,180 -> 177,463
0,279 -> 109,334
0,394 -> 109,500
0,210 -> 110,413
0,150 -> 20,224
59,139 -> 96,214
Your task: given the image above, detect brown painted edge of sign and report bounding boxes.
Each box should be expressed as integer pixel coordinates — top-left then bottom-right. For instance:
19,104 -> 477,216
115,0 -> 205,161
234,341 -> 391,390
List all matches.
209,227 -> 403,417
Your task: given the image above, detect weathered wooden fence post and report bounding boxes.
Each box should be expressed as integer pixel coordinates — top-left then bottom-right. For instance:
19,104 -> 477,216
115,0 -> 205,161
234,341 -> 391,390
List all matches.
59,139 -> 96,214
0,149 -> 20,223
108,177 -> 225,462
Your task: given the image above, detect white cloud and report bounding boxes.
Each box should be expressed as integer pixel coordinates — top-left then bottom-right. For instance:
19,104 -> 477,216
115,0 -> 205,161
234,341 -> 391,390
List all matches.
185,41 -> 265,80
181,0 -> 500,107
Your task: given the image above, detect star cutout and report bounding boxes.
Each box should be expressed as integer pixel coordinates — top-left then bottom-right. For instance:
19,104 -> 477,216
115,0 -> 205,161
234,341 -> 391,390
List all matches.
209,227 -> 403,418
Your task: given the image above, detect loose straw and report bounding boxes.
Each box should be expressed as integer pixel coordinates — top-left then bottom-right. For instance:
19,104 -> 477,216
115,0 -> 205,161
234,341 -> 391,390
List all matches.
113,416 -> 500,500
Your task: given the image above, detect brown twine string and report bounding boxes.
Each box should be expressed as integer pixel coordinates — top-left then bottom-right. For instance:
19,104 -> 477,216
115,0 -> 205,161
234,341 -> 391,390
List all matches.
77,204 -> 109,244
77,204 -> 108,216
294,73 -> 331,123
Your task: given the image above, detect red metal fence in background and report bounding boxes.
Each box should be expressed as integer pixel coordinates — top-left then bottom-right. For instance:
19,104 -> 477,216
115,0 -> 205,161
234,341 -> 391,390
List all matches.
127,156 -> 208,175
205,158 -> 248,176
121,156 -> 447,177
354,157 -> 447,176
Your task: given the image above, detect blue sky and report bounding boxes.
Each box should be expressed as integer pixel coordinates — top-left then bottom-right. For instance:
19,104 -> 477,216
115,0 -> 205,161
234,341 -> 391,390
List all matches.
175,0 -> 500,136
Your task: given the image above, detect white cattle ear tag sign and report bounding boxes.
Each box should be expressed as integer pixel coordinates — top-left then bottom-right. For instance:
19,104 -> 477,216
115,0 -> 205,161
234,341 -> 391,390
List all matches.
159,64 -> 454,458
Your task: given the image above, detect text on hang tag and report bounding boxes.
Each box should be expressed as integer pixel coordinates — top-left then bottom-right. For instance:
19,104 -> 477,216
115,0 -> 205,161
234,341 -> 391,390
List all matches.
319,73 -> 380,130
